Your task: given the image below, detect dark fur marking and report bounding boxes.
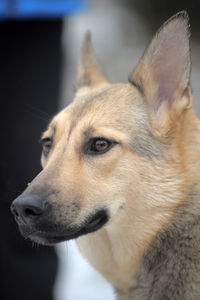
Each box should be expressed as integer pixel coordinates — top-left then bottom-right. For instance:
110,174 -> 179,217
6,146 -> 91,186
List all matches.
71,202 -> 80,210
131,130 -> 164,159
118,189 -> 200,299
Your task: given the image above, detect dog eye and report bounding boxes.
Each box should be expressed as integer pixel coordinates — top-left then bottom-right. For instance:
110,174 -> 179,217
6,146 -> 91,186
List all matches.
41,138 -> 52,156
88,138 -> 113,154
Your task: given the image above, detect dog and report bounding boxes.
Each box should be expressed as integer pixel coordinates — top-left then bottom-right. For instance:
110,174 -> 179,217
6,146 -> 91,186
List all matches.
11,11 -> 200,299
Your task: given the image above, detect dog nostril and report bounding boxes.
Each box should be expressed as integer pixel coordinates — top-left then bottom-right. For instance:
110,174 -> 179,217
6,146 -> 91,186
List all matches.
22,202 -> 47,218
14,209 -> 19,217
24,207 -> 42,217
11,195 -> 49,223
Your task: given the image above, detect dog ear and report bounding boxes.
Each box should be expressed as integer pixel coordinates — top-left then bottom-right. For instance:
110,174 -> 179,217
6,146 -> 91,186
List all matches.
130,11 -> 192,135
76,31 -> 108,89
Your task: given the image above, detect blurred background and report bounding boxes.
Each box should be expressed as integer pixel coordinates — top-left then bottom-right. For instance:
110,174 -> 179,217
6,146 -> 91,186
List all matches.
1,1 -> 200,300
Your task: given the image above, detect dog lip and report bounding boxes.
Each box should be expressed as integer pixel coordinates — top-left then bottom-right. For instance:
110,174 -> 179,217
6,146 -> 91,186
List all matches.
83,209 -> 109,233
28,231 -> 75,244
27,209 -> 109,245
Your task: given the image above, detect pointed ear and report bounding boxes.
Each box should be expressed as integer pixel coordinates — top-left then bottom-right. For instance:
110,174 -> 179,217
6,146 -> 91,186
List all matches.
76,31 -> 108,89
130,11 -> 192,135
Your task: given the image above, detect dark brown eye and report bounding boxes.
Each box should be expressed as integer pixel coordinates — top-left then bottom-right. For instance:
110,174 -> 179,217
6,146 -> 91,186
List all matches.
88,138 -> 114,155
94,140 -> 109,152
41,138 -> 52,156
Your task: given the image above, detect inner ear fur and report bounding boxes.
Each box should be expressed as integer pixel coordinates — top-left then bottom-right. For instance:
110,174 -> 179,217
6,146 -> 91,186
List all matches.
76,31 -> 108,89
130,11 -> 192,135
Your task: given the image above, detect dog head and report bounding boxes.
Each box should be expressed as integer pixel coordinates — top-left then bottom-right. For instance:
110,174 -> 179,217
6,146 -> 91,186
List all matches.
11,12 -> 192,245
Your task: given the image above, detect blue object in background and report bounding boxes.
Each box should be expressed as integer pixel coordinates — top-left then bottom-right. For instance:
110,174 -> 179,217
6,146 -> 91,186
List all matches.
0,0 -> 86,19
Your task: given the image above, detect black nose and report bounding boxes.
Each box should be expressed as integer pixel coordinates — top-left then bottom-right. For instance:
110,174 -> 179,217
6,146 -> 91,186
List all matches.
11,194 -> 48,225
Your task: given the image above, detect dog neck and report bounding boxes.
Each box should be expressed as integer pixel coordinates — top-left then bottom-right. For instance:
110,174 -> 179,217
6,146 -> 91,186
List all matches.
116,190 -> 200,299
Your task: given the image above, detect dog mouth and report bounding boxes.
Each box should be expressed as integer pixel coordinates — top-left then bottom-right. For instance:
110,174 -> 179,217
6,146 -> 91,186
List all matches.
20,209 -> 109,245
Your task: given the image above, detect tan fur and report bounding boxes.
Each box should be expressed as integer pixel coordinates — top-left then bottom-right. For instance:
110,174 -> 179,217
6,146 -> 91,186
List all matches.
12,12 -> 200,298
39,13 -> 199,291
39,82 -> 197,291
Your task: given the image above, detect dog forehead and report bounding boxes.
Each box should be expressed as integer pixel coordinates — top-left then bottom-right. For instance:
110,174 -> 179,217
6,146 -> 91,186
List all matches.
48,83 -> 146,144
75,82 -> 140,105
70,83 -> 144,127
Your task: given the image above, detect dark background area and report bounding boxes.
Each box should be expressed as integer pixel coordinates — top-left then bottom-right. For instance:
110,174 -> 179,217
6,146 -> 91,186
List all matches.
0,20 -> 62,300
128,0 -> 200,34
